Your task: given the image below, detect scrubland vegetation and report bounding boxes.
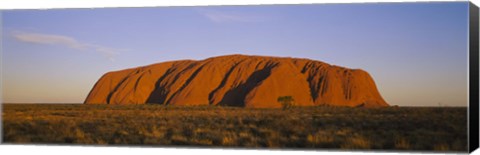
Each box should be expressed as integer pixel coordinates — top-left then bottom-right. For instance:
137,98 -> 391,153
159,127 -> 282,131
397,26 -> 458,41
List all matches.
2,104 -> 467,152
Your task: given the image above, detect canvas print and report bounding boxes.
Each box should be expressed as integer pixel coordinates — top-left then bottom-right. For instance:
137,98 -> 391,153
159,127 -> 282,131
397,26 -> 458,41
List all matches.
1,2 -> 473,153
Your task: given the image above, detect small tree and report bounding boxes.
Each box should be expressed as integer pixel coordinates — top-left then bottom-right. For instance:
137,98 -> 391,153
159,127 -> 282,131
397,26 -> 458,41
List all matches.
277,96 -> 295,110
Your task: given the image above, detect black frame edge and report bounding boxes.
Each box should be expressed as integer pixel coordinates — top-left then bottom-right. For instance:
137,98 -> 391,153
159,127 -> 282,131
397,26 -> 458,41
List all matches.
469,1 -> 479,153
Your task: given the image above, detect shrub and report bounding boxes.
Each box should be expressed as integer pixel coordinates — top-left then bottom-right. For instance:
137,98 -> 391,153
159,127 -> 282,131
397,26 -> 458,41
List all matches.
277,96 -> 295,110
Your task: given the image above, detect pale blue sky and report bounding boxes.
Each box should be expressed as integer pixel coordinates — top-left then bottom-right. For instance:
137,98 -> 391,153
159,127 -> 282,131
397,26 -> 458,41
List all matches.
1,2 -> 469,106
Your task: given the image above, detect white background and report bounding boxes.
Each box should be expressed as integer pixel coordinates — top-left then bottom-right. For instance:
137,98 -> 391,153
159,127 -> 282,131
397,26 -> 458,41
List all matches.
0,0 -> 474,9
0,0 -> 479,155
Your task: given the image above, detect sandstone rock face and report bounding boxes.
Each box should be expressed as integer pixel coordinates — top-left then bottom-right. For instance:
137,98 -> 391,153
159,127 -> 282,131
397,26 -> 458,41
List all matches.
84,55 -> 388,108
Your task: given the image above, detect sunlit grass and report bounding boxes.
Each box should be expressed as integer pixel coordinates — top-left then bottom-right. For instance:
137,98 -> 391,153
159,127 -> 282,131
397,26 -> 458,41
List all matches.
2,104 -> 468,152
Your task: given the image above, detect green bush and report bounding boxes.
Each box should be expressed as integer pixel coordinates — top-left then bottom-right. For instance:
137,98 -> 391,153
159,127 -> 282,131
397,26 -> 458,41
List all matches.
277,96 -> 295,110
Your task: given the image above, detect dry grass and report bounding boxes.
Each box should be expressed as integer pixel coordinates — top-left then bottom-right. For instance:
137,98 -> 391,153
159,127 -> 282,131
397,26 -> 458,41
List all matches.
1,104 -> 468,152
340,135 -> 371,149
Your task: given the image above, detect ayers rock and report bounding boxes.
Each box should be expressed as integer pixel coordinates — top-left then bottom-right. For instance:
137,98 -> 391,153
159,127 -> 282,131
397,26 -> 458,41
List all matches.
84,54 -> 388,108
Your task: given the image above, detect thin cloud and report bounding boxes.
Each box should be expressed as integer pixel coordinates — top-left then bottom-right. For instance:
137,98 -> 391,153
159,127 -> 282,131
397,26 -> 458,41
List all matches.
197,8 -> 273,23
13,31 -> 87,49
12,31 -> 128,61
90,45 -> 123,62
